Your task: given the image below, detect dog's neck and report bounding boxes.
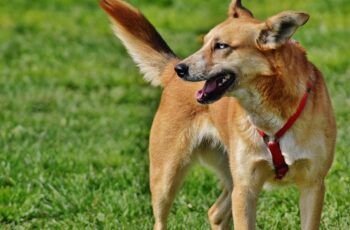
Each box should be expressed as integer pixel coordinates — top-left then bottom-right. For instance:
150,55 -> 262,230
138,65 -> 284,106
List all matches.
235,43 -> 313,135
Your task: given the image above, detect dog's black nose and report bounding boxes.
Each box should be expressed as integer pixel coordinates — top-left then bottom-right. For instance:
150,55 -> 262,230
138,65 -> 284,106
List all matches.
175,63 -> 189,78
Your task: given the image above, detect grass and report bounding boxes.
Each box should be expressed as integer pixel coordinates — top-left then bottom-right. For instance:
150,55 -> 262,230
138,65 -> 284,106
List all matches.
0,0 -> 349,229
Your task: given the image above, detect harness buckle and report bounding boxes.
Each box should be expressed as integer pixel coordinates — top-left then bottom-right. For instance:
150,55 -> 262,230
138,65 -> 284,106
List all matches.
262,135 -> 276,145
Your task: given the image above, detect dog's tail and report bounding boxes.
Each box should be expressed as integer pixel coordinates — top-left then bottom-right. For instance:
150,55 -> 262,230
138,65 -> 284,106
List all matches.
100,0 -> 177,87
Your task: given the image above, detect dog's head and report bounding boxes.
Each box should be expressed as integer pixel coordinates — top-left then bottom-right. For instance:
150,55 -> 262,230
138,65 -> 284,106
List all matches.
175,0 -> 309,104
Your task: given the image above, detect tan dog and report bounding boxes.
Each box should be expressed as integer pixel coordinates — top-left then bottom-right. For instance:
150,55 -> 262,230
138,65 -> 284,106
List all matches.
100,0 -> 336,229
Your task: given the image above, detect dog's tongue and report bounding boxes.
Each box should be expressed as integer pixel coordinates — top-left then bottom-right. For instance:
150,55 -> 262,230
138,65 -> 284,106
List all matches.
196,79 -> 217,100
204,79 -> 218,93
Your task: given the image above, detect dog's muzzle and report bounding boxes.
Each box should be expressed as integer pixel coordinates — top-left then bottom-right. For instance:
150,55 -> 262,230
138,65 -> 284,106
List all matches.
196,71 -> 236,104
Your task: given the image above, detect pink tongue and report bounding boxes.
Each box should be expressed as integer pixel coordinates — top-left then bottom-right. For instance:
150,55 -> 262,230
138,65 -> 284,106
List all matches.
196,79 -> 217,100
205,79 -> 217,93
196,89 -> 204,100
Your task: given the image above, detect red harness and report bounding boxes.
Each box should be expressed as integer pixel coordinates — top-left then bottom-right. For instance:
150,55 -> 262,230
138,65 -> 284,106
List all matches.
256,82 -> 313,179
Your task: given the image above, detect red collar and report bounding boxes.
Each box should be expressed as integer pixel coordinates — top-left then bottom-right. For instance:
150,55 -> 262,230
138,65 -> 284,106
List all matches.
257,82 -> 313,179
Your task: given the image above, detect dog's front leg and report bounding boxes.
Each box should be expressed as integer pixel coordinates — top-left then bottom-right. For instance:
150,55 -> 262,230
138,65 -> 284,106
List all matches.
231,171 -> 265,230
298,181 -> 325,230
230,150 -> 268,230
231,183 -> 260,230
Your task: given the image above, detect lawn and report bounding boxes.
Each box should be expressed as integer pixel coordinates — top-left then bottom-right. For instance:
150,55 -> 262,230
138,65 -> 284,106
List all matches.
0,0 -> 349,229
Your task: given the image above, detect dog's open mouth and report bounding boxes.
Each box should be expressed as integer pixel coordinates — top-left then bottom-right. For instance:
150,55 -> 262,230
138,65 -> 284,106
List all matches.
196,71 -> 236,104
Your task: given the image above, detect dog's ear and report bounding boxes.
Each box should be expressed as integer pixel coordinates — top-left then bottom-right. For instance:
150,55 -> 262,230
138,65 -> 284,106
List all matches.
228,0 -> 253,18
257,11 -> 309,50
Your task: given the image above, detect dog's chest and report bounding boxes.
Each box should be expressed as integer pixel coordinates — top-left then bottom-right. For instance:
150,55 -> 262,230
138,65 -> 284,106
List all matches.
259,131 -> 326,168
278,135 -> 306,166
193,119 -> 325,170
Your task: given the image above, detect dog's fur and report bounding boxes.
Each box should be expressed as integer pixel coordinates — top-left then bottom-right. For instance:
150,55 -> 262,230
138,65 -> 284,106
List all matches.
100,0 -> 336,229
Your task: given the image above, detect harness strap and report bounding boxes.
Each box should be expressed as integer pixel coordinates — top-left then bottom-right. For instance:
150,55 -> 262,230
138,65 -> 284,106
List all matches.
257,82 -> 313,179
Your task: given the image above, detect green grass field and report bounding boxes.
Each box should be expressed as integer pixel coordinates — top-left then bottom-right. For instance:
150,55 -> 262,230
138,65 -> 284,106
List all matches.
0,0 -> 349,229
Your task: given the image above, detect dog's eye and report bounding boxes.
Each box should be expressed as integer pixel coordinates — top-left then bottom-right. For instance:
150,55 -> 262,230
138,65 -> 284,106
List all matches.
214,42 -> 230,50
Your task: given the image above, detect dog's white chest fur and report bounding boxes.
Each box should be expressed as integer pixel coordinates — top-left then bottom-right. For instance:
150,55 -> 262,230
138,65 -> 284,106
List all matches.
191,116 -> 327,182
190,119 -> 224,151
280,133 -> 309,165
279,132 -> 325,166
193,119 -> 325,169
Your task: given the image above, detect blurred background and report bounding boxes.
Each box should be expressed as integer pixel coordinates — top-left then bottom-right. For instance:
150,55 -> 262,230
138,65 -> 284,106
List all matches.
0,0 -> 349,228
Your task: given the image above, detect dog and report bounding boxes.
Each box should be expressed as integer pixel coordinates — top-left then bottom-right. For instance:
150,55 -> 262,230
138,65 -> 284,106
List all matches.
99,0 -> 336,229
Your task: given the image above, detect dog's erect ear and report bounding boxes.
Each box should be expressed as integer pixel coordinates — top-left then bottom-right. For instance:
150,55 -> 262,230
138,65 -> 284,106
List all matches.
257,11 -> 309,50
228,0 -> 253,18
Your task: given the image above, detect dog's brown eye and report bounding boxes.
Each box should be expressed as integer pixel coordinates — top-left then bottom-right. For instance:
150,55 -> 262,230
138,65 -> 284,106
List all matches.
214,42 -> 230,50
